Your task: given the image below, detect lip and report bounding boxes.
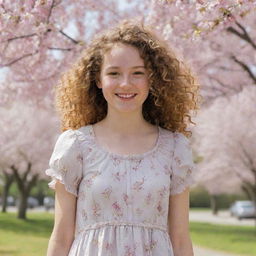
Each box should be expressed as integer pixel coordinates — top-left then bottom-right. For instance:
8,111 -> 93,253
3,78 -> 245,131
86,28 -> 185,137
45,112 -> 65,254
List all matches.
115,93 -> 137,95
115,93 -> 137,100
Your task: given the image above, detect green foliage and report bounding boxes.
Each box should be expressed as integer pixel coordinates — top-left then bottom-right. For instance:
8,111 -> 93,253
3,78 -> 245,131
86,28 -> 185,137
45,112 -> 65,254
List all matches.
216,193 -> 247,209
1,179 -> 54,204
30,180 -> 54,205
190,186 -> 211,208
190,185 -> 248,209
8,182 -> 19,198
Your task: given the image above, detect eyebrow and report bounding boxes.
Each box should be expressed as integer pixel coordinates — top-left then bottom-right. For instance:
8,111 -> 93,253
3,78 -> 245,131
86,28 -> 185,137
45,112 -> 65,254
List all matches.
106,66 -> 145,70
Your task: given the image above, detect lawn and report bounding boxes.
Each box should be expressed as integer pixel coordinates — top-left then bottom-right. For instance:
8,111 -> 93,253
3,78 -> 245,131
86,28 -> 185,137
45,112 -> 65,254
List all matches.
190,221 -> 256,256
0,211 -> 256,256
0,212 -> 53,256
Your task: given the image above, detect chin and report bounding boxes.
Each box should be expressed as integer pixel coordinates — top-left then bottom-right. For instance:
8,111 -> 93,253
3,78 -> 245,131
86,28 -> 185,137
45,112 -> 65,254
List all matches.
112,106 -> 142,114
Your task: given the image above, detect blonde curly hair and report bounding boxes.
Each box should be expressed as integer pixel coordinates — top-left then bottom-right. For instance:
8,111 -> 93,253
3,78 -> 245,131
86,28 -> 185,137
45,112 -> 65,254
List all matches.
55,19 -> 201,137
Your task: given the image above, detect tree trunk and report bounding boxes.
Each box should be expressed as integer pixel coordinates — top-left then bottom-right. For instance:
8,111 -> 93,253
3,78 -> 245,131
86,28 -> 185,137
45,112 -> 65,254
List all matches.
241,182 -> 256,230
17,190 -> 28,219
1,172 -> 14,213
210,194 -> 218,215
11,163 -> 39,220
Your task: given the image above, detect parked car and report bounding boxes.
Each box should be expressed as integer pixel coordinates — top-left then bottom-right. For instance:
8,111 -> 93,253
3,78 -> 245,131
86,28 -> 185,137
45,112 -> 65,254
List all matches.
7,196 -> 16,206
229,200 -> 256,220
27,197 -> 39,208
43,196 -> 55,211
1,196 -> 16,206
16,196 -> 39,209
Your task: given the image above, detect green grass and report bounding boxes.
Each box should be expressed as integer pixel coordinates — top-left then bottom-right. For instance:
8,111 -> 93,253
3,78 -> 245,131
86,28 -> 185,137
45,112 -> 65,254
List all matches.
0,211 -> 256,256
190,207 -> 213,211
190,221 -> 256,256
0,212 -> 54,256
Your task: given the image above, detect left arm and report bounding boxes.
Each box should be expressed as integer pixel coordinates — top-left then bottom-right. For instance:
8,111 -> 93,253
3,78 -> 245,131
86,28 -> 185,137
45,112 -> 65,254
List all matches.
168,187 -> 194,256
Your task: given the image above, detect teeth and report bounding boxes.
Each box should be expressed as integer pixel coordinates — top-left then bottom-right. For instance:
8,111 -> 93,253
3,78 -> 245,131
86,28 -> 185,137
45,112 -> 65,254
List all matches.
117,94 -> 136,98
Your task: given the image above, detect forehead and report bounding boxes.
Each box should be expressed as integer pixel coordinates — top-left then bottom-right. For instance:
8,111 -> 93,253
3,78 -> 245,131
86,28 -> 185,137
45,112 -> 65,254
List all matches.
102,43 -> 144,68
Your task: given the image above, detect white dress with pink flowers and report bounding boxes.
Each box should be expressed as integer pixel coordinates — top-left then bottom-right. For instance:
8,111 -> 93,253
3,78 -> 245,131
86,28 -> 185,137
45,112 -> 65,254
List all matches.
45,124 -> 195,256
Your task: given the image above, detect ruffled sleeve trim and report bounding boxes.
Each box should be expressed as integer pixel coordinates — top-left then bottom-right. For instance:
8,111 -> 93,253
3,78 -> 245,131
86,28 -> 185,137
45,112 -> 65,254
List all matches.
170,132 -> 196,195
45,168 -> 78,196
45,129 -> 83,197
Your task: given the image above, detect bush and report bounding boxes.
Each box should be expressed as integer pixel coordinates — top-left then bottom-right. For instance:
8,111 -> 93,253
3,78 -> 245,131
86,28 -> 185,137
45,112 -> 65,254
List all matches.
3,180 -> 54,206
190,186 -> 211,208
190,185 -> 248,209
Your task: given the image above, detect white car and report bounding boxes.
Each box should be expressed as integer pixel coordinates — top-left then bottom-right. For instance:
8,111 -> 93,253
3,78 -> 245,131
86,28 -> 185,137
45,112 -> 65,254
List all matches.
43,196 -> 55,211
229,200 -> 256,220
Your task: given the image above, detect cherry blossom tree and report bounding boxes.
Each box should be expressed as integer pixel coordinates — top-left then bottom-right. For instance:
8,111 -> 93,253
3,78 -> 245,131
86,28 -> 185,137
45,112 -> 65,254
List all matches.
0,0 -> 138,106
147,0 -> 256,102
0,0 -> 255,105
193,85 -> 256,213
1,0 -> 255,218
0,100 -> 59,218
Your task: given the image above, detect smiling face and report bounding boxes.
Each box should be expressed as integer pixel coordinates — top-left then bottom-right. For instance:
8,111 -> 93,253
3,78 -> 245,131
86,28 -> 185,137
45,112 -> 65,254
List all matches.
97,43 -> 149,115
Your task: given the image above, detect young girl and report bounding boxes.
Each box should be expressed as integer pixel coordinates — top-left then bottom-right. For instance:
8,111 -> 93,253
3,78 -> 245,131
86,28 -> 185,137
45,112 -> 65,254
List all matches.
45,20 -> 200,256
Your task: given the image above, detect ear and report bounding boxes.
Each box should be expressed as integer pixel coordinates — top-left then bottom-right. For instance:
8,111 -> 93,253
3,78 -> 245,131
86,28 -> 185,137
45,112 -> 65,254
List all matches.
96,78 -> 102,89
96,81 -> 102,89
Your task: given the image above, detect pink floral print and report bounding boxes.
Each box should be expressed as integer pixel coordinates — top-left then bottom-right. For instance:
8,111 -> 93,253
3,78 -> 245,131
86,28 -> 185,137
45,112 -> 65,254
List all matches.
132,177 -> 145,191
112,201 -> 123,217
123,193 -> 133,206
45,125 -> 195,255
101,186 -> 112,199
92,201 -> 101,218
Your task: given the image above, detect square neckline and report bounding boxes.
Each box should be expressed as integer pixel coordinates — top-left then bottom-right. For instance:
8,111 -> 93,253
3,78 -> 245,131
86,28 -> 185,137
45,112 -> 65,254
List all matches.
89,124 -> 162,160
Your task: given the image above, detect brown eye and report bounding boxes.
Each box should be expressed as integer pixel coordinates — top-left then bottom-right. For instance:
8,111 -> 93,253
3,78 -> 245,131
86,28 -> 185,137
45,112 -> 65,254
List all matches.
108,72 -> 118,76
134,72 -> 144,75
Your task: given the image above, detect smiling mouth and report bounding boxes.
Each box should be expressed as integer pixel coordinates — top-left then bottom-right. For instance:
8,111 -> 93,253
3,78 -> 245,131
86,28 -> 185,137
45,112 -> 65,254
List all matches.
115,93 -> 137,99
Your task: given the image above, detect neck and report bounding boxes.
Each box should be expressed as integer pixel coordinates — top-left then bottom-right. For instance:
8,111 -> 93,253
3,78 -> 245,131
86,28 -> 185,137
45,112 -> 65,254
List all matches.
99,108 -> 151,136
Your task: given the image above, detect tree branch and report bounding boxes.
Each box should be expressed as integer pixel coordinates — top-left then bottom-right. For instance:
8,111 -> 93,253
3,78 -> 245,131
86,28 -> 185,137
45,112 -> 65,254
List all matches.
2,33 -> 37,43
59,30 -> 79,44
226,21 -> 256,50
230,55 -> 256,84
209,75 -> 239,93
48,47 -> 73,51
240,143 -> 256,174
0,50 -> 39,67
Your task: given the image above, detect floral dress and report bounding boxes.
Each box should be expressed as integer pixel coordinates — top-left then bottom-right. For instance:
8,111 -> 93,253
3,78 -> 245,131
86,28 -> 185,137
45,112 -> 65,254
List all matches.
45,125 -> 195,256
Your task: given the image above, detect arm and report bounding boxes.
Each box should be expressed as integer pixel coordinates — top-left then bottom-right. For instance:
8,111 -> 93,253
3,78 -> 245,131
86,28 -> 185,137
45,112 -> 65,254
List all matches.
46,181 -> 77,256
168,187 -> 194,256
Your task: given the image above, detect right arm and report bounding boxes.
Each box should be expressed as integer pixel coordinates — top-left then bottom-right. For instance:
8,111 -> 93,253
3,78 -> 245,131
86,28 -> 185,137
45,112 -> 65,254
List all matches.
46,181 -> 77,256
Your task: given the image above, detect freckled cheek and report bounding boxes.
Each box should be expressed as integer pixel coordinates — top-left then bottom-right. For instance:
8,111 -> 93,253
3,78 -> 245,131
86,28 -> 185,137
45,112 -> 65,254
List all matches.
138,81 -> 150,95
101,82 -> 117,99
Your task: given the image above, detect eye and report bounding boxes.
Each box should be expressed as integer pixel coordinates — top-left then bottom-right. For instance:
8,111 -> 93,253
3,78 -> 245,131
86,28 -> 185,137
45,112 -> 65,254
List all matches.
134,72 -> 144,75
108,72 -> 119,76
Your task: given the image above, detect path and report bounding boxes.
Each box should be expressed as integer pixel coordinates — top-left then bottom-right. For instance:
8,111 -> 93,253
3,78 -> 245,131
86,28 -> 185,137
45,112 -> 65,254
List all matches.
190,209 -> 255,226
193,245 -> 243,256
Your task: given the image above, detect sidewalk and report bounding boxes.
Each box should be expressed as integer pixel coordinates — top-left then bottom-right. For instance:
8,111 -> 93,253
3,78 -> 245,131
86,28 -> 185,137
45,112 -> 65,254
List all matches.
194,245 -> 242,256
190,209 -> 255,226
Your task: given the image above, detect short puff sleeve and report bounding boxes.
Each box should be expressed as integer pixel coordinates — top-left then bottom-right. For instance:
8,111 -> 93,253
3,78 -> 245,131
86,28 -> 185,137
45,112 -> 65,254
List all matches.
170,132 -> 196,195
45,129 -> 83,197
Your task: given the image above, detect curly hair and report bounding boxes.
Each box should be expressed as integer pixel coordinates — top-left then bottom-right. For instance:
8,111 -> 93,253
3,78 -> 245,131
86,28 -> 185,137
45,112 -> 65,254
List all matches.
55,19 -> 201,137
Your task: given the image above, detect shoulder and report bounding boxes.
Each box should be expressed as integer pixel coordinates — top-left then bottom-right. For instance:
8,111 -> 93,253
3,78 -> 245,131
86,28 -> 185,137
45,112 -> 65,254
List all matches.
172,131 -> 191,148
52,125 -> 91,154
159,127 -> 192,159
159,126 -> 189,143
57,125 -> 92,143
159,126 -> 174,139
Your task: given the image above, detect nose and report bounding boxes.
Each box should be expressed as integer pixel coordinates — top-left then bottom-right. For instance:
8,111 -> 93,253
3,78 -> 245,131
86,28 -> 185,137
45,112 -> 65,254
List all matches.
119,75 -> 132,88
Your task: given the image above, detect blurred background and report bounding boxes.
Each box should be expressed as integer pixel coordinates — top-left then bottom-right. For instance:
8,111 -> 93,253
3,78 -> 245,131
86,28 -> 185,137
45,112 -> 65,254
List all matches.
0,1 -> 255,255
